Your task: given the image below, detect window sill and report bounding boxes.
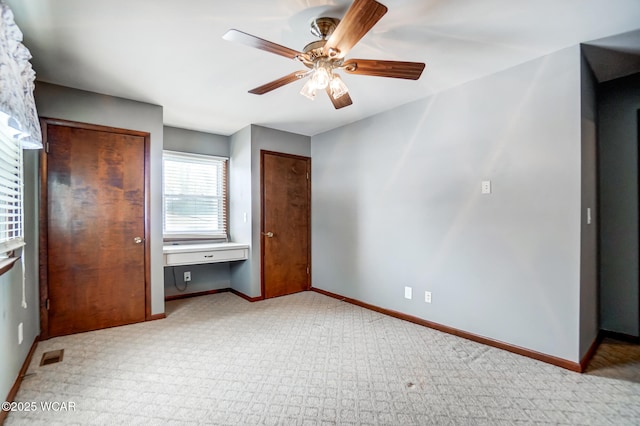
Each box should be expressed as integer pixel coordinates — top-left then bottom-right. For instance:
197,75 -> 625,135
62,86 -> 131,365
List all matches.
0,256 -> 19,277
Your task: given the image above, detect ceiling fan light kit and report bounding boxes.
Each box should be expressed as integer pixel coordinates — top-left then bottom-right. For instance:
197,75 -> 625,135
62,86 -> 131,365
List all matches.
223,0 -> 425,109
299,55 -> 349,101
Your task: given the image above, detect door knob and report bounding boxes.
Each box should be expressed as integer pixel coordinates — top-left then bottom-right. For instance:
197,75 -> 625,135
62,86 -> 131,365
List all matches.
134,237 -> 143,244
262,232 -> 274,238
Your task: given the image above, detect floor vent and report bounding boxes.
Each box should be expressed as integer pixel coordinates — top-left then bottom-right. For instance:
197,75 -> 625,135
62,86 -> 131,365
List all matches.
40,349 -> 64,366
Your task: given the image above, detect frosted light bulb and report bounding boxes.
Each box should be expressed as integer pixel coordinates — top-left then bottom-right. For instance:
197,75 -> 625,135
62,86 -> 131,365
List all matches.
300,78 -> 316,100
311,66 -> 330,90
330,74 -> 349,99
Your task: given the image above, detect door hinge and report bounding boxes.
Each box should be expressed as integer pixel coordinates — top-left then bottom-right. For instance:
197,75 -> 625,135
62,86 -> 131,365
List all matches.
306,172 -> 309,180
306,266 -> 309,275
45,299 -> 50,310
45,142 -> 50,153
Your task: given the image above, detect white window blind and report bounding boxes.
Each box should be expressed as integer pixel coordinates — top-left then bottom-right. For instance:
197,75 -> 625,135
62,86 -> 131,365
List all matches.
0,129 -> 24,254
162,150 -> 228,239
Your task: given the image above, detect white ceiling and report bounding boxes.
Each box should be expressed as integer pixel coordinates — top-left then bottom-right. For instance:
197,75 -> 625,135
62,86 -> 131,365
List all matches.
6,0 -> 640,136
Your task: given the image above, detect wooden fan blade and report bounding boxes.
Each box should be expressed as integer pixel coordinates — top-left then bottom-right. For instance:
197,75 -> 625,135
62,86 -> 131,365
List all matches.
223,29 -> 303,60
325,86 -> 353,109
324,0 -> 388,59
248,71 -> 307,95
342,59 -> 425,80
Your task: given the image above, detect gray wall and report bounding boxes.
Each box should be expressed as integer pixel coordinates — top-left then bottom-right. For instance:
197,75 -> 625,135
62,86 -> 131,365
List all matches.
230,125 -> 311,298
164,125 -> 229,156
580,52 -> 600,356
162,126 -> 232,298
229,126 -> 254,296
312,46 -> 585,362
599,72 -> 640,336
0,150 -> 40,402
35,82 -> 165,315
164,263 -> 231,298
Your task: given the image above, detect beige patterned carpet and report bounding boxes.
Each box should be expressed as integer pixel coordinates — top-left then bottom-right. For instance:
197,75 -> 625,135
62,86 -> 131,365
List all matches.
5,291 -> 640,425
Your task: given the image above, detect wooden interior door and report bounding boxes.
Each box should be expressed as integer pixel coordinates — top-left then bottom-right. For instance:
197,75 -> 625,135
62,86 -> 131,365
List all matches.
40,119 -> 150,338
261,150 -> 311,298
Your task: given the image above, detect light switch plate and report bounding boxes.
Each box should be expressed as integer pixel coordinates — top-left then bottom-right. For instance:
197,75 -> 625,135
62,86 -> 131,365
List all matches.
404,286 -> 412,300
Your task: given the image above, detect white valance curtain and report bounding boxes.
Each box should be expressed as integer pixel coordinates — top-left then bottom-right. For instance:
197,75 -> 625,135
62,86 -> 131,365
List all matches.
0,0 -> 41,149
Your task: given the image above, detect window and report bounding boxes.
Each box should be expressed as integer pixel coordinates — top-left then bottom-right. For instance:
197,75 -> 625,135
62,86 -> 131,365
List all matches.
0,0 -> 42,277
0,125 -> 24,256
162,150 -> 228,240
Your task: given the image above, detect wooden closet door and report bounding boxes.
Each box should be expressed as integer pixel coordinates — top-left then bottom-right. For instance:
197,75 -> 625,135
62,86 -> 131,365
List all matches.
41,119 -> 149,337
261,150 -> 311,298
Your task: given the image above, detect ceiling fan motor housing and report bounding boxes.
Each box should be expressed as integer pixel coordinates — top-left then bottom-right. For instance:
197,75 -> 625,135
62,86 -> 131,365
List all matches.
303,18 -> 345,67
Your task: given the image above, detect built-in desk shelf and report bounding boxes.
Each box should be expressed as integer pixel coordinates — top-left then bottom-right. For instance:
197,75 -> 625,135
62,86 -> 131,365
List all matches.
163,242 -> 249,267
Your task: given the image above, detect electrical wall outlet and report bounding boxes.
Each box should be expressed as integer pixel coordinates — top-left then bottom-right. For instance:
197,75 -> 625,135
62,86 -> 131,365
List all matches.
425,291 -> 432,303
404,286 -> 412,300
184,271 -> 191,282
18,322 -> 23,345
481,180 -> 491,194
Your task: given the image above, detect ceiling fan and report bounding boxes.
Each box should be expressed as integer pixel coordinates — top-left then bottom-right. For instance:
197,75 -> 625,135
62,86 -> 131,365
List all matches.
222,0 -> 425,109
